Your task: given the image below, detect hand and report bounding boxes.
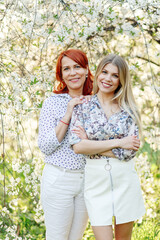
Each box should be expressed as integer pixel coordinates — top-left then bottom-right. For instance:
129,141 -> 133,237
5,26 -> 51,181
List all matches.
79,95 -> 91,103
119,136 -> 140,150
65,97 -> 83,120
64,95 -> 91,121
72,126 -> 88,140
101,150 -> 116,157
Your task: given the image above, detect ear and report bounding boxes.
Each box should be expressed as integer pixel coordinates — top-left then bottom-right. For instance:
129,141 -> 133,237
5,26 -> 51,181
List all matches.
86,67 -> 89,74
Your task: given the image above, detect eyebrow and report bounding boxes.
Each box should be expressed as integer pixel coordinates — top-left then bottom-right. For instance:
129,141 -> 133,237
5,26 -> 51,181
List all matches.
62,63 -> 80,68
62,66 -> 69,68
103,69 -> 119,74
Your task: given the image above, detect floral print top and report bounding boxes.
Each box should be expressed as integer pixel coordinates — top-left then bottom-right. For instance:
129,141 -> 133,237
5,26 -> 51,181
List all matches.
38,94 -> 86,170
69,94 -> 139,161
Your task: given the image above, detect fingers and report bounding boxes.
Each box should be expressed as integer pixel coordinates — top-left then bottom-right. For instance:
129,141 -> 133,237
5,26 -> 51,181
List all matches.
72,129 -> 83,135
74,97 -> 84,104
84,95 -> 91,103
127,136 -> 140,144
132,146 -> 139,151
132,137 -> 140,150
133,138 -> 140,146
133,143 -> 140,150
72,126 -> 84,131
79,95 -> 84,100
72,126 -> 88,139
77,125 -> 85,131
79,95 -> 91,103
72,129 -> 80,134
72,131 -> 81,138
71,95 -> 91,107
69,97 -> 83,108
122,135 -> 140,150
72,131 -> 87,139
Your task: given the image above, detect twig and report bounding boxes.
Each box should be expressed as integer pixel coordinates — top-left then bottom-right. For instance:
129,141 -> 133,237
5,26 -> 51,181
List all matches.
127,1 -> 160,97
0,109 -> 5,207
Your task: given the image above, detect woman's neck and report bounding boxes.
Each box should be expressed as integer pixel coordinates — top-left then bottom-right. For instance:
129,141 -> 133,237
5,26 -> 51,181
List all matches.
97,91 -> 120,117
68,90 -> 83,98
97,91 -> 114,105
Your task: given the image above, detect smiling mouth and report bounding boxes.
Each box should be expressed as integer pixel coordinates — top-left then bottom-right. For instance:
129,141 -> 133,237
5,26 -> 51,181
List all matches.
102,82 -> 112,88
70,78 -> 80,82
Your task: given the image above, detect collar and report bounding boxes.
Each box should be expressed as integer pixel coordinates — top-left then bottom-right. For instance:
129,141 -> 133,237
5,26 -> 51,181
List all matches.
52,93 -> 72,100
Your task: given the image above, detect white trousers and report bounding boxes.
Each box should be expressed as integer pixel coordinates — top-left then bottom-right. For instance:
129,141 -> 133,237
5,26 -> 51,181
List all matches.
41,163 -> 88,240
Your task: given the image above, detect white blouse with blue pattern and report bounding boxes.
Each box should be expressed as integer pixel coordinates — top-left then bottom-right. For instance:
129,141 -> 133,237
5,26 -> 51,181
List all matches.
38,94 -> 86,170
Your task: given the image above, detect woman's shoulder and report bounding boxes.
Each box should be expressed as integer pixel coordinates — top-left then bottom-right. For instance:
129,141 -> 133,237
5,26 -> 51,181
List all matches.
120,107 -> 136,123
82,94 -> 97,107
43,93 -> 70,104
76,95 -> 98,115
78,95 -> 95,109
90,94 -> 98,102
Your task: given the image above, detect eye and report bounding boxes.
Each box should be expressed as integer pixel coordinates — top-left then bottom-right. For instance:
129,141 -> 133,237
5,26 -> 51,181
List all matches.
113,74 -> 119,78
63,67 -> 69,71
75,65 -> 81,68
102,70 -> 107,74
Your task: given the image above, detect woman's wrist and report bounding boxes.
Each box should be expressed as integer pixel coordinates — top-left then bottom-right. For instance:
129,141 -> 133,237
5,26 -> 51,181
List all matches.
112,139 -> 122,148
117,139 -> 125,148
61,115 -> 71,125
60,120 -> 69,125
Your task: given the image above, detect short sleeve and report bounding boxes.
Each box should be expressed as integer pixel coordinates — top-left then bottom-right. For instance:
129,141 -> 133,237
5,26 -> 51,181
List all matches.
38,97 -> 61,155
112,115 -> 139,161
69,104 -> 84,145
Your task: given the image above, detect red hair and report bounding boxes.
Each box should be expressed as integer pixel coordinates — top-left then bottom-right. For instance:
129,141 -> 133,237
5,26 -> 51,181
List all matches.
53,49 -> 93,95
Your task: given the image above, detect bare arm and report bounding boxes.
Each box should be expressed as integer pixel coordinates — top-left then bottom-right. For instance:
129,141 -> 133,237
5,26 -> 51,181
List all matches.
55,97 -> 83,143
38,96 -> 89,155
56,96 -> 91,143
71,125 -> 140,155
101,150 -> 116,158
111,116 -> 140,161
73,136 -> 140,154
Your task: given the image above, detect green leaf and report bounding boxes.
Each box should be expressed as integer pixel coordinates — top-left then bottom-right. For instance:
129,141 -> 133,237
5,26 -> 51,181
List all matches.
31,77 -> 39,85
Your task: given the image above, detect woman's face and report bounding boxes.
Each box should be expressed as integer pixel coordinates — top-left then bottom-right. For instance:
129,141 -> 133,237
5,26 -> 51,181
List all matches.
97,63 -> 120,96
61,56 -> 88,95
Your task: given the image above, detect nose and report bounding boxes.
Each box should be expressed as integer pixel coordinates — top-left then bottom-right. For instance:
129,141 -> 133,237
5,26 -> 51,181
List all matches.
70,68 -> 76,75
105,73 -> 112,81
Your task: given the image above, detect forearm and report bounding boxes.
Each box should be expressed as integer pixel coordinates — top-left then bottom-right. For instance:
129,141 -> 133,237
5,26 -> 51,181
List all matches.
55,113 -> 71,143
56,97 -> 84,142
73,139 -> 122,154
112,120 -> 140,161
100,150 -> 116,158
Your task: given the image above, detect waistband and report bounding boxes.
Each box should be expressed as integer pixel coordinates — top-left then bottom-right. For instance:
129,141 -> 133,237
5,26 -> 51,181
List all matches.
86,157 -> 117,162
86,158 -> 134,166
46,163 -> 84,173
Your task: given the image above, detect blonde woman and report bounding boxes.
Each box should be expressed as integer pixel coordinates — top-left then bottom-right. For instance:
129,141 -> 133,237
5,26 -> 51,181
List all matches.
69,54 -> 145,240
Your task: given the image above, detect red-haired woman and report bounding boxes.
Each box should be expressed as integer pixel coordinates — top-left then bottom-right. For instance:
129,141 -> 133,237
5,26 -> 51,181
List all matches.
38,49 -> 93,240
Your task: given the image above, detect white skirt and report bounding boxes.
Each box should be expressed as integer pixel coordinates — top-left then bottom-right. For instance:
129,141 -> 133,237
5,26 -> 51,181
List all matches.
84,158 -> 145,226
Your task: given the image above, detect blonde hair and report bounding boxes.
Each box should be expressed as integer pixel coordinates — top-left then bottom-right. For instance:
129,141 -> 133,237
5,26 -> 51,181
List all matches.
94,54 -> 142,135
